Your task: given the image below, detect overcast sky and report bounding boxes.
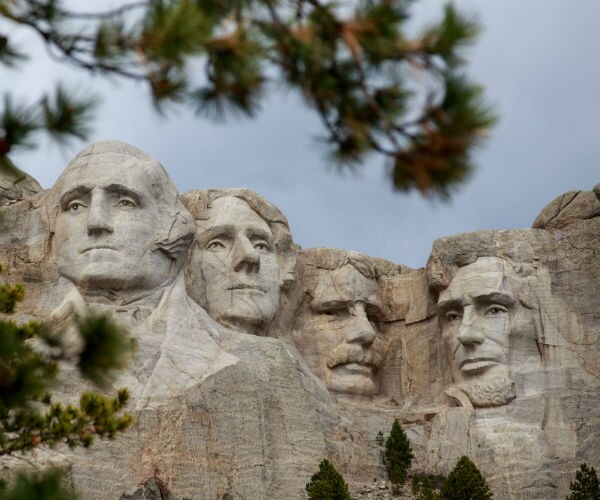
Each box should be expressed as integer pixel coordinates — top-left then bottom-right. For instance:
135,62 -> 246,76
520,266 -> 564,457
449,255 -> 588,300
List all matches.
3,0 -> 600,269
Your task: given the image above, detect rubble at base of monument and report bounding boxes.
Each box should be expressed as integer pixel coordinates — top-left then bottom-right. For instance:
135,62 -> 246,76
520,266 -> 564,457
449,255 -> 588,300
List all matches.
1,141 -> 598,500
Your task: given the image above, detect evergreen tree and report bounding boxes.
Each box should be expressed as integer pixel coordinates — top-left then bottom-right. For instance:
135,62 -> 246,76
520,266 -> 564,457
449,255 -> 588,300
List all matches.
306,459 -> 352,500
566,463 -> 600,500
384,419 -> 413,487
0,263 -> 134,497
439,456 -> 492,500
0,0 -> 496,198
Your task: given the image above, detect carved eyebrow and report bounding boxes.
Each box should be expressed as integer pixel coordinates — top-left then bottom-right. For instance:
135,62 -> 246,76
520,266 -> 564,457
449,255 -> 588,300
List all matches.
59,185 -> 91,209
473,292 -> 515,307
245,226 -> 274,243
104,184 -> 143,205
437,298 -> 463,314
196,224 -> 235,244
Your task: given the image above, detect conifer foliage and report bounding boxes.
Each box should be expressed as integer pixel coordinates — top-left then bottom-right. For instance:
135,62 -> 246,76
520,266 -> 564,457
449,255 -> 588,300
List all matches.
306,459 -> 352,500
0,0 -> 496,198
566,463 -> 600,500
439,455 -> 492,500
0,263 -> 134,496
385,419 -> 413,487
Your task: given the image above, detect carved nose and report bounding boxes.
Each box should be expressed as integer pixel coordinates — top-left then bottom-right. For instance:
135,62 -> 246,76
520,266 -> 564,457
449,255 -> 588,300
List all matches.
87,198 -> 113,235
457,322 -> 485,346
345,304 -> 376,346
232,237 -> 260,273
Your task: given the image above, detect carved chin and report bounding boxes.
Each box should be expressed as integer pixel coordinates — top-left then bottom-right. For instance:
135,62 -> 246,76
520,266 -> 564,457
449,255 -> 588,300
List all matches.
63,262 -> 131,290
220,304 -> 276,333
459,376 -> 516,408
326,366 -> 379,396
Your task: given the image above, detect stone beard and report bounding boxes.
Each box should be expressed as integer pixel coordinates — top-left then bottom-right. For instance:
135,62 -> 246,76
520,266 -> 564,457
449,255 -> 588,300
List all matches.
190,195 -> 281,335
437,257 -> 540,408
292,255 -> 385,397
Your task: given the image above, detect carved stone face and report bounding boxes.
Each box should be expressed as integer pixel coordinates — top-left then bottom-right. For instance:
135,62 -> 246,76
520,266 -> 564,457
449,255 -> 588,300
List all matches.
54,157 -> 173,292
195,196 -> 281,334
437,257 -> 517,386
293,264 -> 385,397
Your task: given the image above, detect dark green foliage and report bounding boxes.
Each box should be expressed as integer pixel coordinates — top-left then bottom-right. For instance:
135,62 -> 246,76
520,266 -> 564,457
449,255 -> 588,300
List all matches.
0,468 -> 78,500
566,463 -> 600,500
306,459 -> 352,500
376,430 -> 384,446
75,313 -> 133,388
385,419 -> 413,487
439,455 -> 492,500
0,88 -> 98,155
0,280 -> 25,313
41,85 -> 99,145
0,0 -> 496,198
0,267 -> 134,495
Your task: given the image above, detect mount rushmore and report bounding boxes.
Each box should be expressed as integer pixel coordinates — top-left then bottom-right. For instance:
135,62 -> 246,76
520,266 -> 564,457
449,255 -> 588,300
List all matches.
0,140 -> 598,499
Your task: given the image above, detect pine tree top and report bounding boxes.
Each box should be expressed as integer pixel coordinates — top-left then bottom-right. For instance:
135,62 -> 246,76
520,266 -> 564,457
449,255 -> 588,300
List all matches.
439,455 -> 492,500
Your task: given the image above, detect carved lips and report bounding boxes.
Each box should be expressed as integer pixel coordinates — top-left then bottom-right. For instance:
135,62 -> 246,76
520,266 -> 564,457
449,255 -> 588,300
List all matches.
227,283 -> 267,293
459,357 -> 502,374
80,244 -> 118,254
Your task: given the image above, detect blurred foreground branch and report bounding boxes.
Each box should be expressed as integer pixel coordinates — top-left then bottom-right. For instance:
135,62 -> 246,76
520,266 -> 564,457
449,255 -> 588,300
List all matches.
0,0 -> 496,198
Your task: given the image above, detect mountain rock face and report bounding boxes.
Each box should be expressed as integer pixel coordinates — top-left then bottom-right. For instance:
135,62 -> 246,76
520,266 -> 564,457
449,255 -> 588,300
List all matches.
1,141 -> 598,500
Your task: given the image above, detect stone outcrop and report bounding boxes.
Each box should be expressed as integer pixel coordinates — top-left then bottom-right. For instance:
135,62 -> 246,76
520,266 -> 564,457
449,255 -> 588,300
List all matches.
0,156 -> 42,205
0,142 -> 598,500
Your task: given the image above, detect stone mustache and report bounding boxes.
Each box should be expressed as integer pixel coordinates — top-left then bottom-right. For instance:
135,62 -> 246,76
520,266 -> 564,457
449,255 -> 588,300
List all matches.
1,140 -> 598,500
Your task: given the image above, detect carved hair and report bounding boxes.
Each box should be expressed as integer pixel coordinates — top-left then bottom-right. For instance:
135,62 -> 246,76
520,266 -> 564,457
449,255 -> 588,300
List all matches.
297,248 -> 380,299
340,251 -> 378,280
48,141 -> 195,263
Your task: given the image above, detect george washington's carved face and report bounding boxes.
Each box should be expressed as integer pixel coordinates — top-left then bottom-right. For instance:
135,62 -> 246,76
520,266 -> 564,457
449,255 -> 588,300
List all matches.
54,157 -> 174,292
194,196 -> 281,334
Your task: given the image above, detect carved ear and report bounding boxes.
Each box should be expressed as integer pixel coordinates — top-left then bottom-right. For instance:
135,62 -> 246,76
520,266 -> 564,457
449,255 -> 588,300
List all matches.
272,227 -> 297,289
279,250 -> 297,289
155,210 -> 195,261
184,239 -> 208,309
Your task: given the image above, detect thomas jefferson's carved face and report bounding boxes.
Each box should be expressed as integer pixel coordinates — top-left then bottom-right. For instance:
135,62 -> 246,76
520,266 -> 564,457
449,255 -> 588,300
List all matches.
194,196 -> 280,334
54,158 -> 173,292
293,264 -> 385,396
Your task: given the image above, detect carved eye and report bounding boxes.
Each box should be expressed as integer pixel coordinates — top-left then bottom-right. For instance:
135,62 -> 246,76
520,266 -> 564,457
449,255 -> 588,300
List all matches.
254,242 -> 270,252
485,305 -> 507,316
67,201 -> 85,212
366,305 -> 383,323
445,310 -> 461,322
322,308 -> 348,318
206,240 -> 226,250
117,198 -> 136,209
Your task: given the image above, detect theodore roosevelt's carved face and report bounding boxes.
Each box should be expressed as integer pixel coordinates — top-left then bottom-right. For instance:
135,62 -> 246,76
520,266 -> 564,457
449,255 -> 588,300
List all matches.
194,196 -> 281,334
293,263 -> 385,397
54,155 -> 173,292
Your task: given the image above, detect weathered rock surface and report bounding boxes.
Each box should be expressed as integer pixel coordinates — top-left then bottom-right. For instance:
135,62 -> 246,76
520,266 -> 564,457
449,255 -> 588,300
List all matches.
532,183 -> 600,229
0,157 -> 42,205
0,144 -> 598,500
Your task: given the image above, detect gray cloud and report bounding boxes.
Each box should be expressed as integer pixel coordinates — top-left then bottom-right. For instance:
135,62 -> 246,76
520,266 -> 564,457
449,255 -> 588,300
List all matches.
4,0 -> 600,268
